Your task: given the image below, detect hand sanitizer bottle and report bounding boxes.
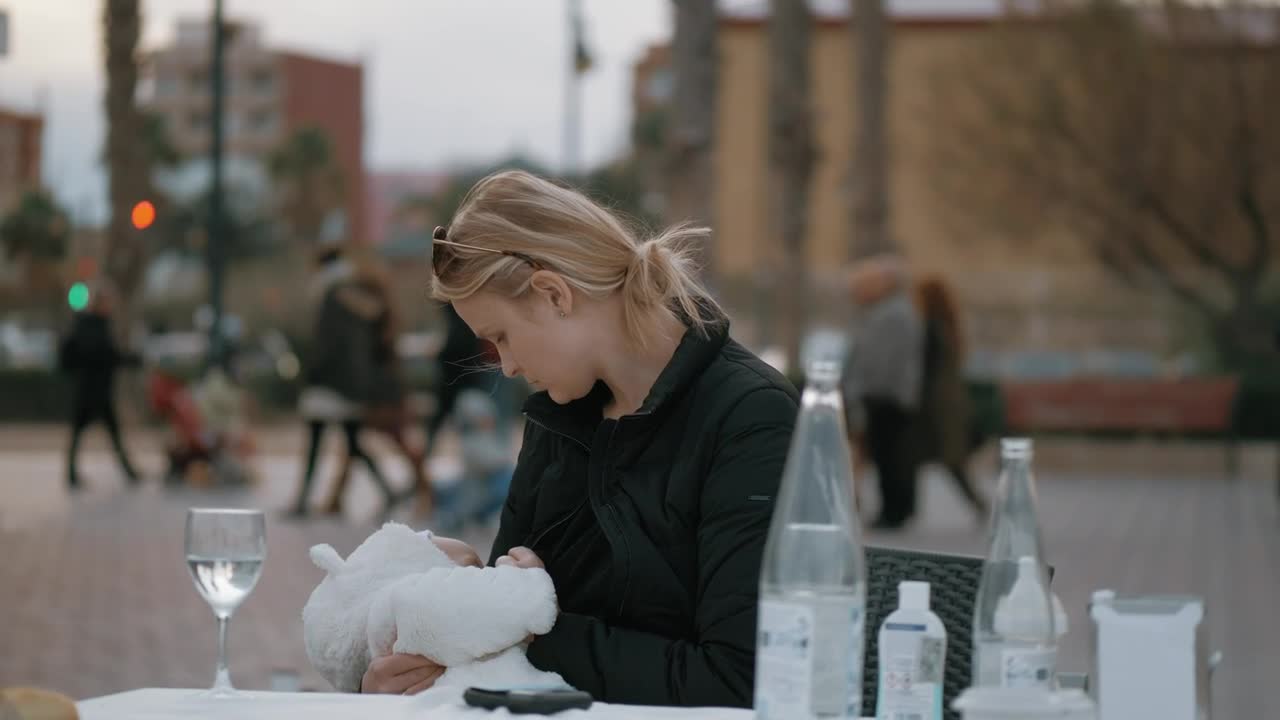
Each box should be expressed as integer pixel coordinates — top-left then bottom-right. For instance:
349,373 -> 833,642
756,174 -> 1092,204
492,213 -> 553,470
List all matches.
876,581 -> 946,720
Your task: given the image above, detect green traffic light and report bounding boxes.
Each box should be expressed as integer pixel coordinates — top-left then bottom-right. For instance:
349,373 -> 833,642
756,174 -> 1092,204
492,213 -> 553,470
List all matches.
68,282 -> 90,311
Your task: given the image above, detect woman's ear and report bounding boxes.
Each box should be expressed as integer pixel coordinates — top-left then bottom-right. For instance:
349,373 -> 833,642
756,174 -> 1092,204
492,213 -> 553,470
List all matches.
528,270 -> 574,316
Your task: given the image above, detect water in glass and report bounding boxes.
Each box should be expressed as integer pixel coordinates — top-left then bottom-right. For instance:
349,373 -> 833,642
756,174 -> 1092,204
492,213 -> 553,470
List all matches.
184,508 -> 266,696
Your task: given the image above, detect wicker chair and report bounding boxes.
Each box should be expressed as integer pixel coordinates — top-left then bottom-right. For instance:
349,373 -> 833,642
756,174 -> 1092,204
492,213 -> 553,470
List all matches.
862,546 -> 982,720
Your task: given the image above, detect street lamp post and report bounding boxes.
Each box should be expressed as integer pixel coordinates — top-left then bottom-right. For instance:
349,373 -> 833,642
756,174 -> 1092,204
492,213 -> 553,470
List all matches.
205,0 -> 228,370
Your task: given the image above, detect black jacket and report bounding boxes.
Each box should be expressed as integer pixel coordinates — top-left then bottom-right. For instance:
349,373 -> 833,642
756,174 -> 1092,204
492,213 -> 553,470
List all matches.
306,279 -> 386,404
437,303 -> 488,391
489,317 -> 799,707
59,312 -> 134,409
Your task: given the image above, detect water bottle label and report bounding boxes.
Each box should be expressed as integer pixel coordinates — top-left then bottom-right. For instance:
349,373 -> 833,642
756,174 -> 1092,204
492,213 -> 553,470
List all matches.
755,600 -> 815,718
1001,647 -> 1056,689
756,599 -> 863,719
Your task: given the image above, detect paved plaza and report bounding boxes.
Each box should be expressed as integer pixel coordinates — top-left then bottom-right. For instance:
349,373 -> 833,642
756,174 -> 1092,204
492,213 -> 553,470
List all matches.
0,424 -> 1276,717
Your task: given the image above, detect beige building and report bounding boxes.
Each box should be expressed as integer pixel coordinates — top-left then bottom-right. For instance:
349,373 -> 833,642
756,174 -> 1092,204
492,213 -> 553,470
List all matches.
639,5 -> 1191,365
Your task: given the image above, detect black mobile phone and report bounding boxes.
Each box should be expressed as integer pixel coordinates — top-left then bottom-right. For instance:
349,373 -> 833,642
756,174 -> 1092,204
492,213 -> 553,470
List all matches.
463,687 -> 593,714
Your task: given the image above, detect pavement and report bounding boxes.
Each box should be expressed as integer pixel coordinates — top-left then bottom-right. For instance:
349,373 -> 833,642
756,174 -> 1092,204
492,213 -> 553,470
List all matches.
0,423 -> 1276,718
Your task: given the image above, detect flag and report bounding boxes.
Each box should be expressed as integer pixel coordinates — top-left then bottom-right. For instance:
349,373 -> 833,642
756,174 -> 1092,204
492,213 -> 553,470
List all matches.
571,6 -> 593,74
574,38 -> 594,74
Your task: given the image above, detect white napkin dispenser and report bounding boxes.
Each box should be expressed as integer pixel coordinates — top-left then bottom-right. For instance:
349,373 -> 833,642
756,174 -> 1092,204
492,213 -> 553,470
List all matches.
1089,591 -> 1216,720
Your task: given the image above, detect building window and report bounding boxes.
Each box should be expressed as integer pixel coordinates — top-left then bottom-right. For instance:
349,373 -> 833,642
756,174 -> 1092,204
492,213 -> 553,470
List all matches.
155,71 -> 178,97
188,69 -> 209,93
248,110 -> 276,133
646,69 -> 674,103
251,68 -> 274,94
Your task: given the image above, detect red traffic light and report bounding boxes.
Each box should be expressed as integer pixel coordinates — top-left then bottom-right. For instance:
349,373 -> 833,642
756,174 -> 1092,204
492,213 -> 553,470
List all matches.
131,200 -> 156,230
75,256 -> 97,279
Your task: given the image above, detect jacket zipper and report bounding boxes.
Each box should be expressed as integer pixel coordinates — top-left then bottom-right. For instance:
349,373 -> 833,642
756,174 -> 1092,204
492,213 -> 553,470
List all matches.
524,498 -> 589,549
526,412 -> 631,617
601,422 -> 631,617
523,413 -> 590,452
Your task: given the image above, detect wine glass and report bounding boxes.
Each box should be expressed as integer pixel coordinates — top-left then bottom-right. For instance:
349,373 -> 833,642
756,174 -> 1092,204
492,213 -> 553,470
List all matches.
185,508 -> 267,697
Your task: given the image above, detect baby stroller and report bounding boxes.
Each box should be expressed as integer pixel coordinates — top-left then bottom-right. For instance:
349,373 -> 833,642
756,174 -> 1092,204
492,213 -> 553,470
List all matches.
433,389 -> 515,532
147,367 -> 256,487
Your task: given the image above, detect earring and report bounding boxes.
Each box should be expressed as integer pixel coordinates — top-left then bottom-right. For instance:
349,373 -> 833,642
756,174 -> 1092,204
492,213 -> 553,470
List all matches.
558,310 -> 566,318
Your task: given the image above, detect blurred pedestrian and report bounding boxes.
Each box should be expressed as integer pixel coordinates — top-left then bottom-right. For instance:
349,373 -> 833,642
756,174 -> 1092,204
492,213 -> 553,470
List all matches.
425,302 -> 496,451
289,241 -> 397,518
58,283 -> 142,490
843,255 -> 924,529
320,253 -> 432,517
914,274 -> 988,521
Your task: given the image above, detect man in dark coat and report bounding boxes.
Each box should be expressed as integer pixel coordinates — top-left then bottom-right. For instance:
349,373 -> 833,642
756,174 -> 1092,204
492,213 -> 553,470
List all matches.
59,286 -> 142,489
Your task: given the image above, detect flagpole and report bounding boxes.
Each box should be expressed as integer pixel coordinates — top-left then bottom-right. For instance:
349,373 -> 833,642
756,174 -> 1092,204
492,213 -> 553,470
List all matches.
562,0 -> 583,176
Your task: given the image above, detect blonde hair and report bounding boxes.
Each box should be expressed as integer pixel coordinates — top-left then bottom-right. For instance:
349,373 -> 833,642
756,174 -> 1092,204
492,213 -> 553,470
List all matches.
430,170 -> 721,346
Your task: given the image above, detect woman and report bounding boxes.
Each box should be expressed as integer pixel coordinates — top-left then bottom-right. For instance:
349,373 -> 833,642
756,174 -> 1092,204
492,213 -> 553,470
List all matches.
320,253 -> 433,517
360,170 -> 799,706
914,274 -> 987,520
289,243 -> 397,518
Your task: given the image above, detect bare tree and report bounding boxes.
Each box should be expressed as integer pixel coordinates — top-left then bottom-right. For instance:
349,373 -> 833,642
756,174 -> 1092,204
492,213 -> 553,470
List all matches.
930,1 -> 1280,373
770,0 -> 816,370
666,0 -> 719,281
102,0 -> 151,313
851,0 -> 894,259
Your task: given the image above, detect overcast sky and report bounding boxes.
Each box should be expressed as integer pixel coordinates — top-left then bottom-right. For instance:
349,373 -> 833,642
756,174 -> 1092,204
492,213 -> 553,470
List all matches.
0,0 -> 672,225
6,0 -> 1223,225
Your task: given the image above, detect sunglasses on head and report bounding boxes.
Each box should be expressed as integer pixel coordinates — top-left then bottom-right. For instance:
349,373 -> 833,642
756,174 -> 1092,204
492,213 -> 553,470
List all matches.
431,226 -> 542,275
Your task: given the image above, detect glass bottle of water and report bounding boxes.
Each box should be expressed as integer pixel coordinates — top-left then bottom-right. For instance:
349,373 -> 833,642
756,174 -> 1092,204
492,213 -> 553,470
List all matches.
755,359 -> 866,720
972,438 -> 1057,689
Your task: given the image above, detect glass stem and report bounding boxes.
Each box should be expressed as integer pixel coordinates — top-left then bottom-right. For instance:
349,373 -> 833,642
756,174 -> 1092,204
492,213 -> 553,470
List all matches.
213,615 -> 233,691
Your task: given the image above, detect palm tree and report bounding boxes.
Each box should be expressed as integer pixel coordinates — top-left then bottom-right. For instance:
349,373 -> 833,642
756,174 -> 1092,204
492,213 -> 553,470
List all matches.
0,190 -> 70,307
851,0 -> 894,259
0,190 -> 70,262
102,0 -> 150,304
268,127 -> 346,246
666,0 -> 719,281
769,0 -> 816,371
141,112 -> 180,170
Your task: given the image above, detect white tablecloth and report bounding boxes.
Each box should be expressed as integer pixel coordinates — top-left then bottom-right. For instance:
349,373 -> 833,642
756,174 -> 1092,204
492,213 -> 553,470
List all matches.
77,688 -> 765,719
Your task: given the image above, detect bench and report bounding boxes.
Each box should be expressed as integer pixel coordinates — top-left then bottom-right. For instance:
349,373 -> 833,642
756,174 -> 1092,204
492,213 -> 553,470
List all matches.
999,377 -> 1244,478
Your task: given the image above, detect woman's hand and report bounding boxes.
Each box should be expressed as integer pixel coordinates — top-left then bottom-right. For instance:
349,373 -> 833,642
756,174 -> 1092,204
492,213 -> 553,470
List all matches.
361,653 -> 444,695
431,536 -> 483,568
495,546 -> 544,569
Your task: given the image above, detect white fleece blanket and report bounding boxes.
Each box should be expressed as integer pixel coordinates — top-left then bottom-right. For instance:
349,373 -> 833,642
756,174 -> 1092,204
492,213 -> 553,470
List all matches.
301,523 -> 566,693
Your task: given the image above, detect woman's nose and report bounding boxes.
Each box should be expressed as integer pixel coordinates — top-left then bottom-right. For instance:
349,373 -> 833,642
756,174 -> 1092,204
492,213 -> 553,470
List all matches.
500,353 -> 520,379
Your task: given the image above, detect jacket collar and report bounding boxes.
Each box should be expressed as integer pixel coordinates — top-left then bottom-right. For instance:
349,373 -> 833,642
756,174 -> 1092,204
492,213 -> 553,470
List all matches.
523,307 -> 730,444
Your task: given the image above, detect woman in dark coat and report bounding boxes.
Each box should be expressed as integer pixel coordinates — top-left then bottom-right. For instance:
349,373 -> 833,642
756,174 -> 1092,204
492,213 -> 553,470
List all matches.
358,170 -> 799,706
319,254 -> 432,516
915,274 -> 987,519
